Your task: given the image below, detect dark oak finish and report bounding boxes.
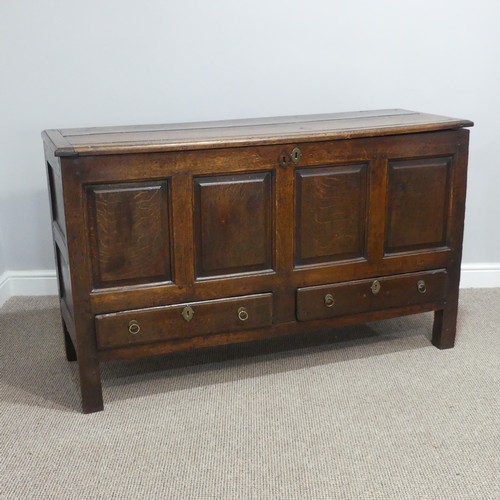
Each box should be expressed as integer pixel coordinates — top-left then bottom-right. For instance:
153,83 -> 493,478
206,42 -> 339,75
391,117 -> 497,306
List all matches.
100,301 -> 446,362
296,269 -> 448,321
295,164 -> 368,266
96,293 -> 273,349
47,161 -> 66,236
62,321 -> 77,362
386,157 -> 452,253
55,246 -> 73,314
194,172 -> 274,277
42,109 -> 473,157
42,109 -> 472,412
87,181 -> 172,288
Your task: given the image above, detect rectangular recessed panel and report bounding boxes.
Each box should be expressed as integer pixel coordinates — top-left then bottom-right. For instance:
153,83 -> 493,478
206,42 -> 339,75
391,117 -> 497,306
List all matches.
194,172 -> 273,278
56,246 -> 73,314
87,181 -> 172,288
295,164 -> 368,266
47,162 -> 66,235
386,157 -> 452,254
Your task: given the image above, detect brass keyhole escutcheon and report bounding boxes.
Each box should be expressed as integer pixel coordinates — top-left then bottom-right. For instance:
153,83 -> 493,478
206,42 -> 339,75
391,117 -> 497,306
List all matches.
128,320 -> 141,335
417,280 -> 427,294
279,150 -> 290,168
238,307 -> 249,321
182,305 -> 194,322
290,147 -> 302,164
324,293 -> 335,307
371,280 -> 381,295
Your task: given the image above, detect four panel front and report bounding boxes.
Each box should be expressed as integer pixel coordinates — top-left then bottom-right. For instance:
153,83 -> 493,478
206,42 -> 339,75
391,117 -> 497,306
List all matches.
83,142 -> 456,294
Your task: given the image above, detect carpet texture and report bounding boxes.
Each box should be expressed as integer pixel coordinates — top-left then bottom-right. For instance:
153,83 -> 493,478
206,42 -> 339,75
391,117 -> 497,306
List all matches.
0,289 -> 499,499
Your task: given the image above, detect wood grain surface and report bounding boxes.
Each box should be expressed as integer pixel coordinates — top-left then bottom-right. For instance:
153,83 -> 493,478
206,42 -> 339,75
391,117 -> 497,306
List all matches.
41,111 -> 472,412
42,109 -> 473,157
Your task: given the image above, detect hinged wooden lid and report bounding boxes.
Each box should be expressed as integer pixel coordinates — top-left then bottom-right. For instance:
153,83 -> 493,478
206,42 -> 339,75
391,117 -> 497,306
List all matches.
42,109 -> 473,157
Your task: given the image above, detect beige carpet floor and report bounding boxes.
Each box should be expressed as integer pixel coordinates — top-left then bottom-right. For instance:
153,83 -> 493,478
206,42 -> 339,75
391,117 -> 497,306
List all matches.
0,289 -> 499,499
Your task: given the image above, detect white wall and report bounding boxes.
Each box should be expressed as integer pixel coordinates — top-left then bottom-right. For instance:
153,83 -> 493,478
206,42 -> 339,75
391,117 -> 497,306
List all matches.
0,0 -> 499,283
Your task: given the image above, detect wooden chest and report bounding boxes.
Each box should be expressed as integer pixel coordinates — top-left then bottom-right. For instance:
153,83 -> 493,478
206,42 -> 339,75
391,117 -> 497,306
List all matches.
42,109 -> 473,413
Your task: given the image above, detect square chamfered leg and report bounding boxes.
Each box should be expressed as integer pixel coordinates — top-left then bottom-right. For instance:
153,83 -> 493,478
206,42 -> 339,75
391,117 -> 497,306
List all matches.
74,317 -> 104,413
432,264 -> 461,350
432,303 -> 458,349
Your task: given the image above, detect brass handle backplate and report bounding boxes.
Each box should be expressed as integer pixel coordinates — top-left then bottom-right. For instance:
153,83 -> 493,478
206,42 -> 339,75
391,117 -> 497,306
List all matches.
182,305 -> 194,322
324,293 -> 335,307
417,280 -> 427,294
128,320 -> 141,335
371,280 -> 381,295
238,307 -> 249,321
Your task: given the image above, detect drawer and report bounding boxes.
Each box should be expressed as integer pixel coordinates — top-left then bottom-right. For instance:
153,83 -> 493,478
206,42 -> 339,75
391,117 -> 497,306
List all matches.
296,269 -> 447,321
96,293 -> 273,350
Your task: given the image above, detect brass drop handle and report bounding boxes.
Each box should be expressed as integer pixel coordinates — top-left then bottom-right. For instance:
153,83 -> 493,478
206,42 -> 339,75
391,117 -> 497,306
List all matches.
238,307 -> 249,321
417,280 -> 427,294
128,320 -> 141,335
324,293 -> 335,307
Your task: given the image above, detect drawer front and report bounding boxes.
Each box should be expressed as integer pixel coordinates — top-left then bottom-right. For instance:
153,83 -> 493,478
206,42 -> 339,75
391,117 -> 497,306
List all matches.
297,270 -> 447,321
96,293 -> 273,350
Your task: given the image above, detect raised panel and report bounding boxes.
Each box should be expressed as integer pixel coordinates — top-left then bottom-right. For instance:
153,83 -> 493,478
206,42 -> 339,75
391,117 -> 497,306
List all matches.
87,181 -> 172,288
295,164 -> 368,266
56,246 -> 73,314
194,172 -> 273,278
47,162 -> 66,235
386,157 -> 452,254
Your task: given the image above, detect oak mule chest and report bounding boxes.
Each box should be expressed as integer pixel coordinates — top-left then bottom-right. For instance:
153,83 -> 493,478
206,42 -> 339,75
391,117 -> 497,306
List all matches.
42,109 -> 473,413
